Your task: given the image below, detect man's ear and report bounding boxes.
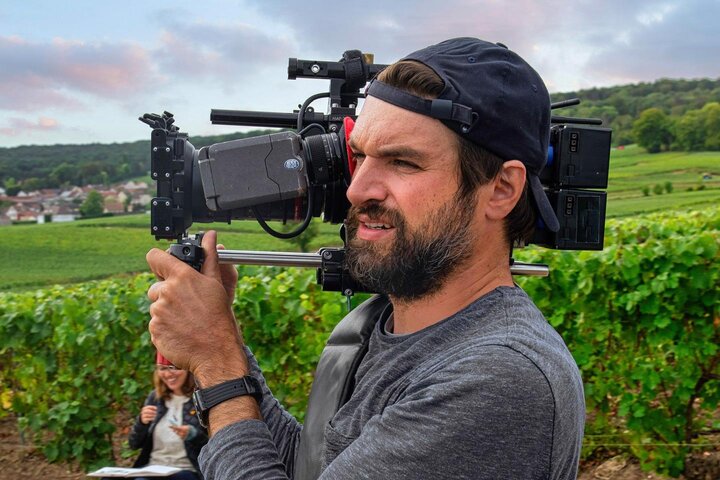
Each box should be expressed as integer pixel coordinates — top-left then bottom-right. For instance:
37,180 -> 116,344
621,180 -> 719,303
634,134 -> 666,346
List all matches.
485,160 -> 526,221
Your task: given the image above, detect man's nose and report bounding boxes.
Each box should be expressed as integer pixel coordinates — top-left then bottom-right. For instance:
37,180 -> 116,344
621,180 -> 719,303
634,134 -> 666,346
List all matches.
346,158 -> 388,206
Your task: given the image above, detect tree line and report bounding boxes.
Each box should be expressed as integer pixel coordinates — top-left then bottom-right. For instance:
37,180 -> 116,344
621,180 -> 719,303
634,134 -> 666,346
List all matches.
0,130 -> 274,196
551,77 -> 720,147
632,102 -> 720,153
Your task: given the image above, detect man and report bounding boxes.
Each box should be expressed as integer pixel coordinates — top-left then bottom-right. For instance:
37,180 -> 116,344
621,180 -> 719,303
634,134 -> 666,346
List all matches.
146,37 -> 585,479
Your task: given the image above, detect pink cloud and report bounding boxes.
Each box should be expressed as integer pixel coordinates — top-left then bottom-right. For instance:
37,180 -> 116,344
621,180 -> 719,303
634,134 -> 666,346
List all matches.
51,41 -> 154,96
0,116 -> 61,137
0,35 -> 161,112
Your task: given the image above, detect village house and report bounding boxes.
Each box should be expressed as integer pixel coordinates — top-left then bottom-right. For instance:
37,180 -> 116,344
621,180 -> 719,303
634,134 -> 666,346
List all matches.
0,180 -> 151,225
43,204 -> 79,222
104,199 -> 126,215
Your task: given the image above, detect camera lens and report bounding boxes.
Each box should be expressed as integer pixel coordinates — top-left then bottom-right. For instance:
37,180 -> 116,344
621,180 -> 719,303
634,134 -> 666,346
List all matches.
303,133 -> 343,185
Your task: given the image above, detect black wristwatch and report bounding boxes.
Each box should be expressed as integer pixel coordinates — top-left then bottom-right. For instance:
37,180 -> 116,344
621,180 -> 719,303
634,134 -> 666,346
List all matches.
192,376 -> 262,428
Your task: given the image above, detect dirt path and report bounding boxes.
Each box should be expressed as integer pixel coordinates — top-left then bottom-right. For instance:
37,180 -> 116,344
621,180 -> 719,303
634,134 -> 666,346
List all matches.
0,416 -> 86,480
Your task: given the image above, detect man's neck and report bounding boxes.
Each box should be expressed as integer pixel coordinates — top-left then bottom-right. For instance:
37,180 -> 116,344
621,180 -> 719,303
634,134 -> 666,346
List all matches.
389,248 -> 514,335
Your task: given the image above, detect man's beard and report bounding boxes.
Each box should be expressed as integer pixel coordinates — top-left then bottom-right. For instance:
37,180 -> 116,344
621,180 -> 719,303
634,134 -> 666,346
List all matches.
345,194 -> 477,302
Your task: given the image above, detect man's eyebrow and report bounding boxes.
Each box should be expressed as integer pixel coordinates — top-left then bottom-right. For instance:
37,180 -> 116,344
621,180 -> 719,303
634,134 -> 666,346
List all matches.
348,138 -> 424,160
375,145 -> 424,160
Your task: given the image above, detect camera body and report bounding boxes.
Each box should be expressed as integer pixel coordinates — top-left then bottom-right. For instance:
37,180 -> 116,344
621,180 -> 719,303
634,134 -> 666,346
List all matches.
143,49 -> 611,254
533,124 -> 611,249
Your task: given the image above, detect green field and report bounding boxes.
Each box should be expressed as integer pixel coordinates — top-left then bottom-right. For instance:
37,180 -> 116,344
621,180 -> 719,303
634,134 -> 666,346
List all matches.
0,215 -> 343,291
605,145 -> 719,216
2,146 -> 719,290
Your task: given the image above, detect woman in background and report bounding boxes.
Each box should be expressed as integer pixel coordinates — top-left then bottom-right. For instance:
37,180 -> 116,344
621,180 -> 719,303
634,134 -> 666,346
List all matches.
128,352 -> 207,480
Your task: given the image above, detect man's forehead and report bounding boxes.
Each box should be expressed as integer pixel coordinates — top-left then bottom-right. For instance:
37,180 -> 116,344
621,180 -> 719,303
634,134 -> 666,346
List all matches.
350,99 -> 408,142
349,97 -> 454,154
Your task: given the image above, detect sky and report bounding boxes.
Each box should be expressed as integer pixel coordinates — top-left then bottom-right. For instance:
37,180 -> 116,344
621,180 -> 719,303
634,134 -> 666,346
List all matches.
1,0 -> 719,148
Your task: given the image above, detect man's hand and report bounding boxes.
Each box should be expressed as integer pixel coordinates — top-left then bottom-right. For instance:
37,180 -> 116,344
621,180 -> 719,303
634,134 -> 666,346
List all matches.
147,231 -> 261,434
146,231 -> 246,383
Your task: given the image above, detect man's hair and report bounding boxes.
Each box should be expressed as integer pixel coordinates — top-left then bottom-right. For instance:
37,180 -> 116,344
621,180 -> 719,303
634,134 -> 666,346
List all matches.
375,60 -> 536,246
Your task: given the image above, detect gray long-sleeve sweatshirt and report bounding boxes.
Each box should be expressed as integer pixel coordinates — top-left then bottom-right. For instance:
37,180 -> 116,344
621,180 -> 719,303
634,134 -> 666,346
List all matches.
199,286 -> 585,479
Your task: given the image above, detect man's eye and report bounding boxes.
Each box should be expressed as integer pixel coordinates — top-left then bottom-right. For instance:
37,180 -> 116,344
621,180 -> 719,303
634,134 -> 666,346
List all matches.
393,159 -> 418,169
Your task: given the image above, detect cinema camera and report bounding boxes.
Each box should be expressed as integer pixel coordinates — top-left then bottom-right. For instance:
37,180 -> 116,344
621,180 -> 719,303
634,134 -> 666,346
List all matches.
140,49 -> 611,296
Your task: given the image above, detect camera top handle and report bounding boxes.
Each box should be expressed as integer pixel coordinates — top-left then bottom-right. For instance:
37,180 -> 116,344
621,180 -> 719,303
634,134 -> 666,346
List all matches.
211,51 -> 388,132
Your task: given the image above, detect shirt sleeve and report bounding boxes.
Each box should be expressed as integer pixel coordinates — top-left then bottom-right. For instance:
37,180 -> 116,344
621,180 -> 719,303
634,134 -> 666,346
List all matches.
198,346 -> 302,479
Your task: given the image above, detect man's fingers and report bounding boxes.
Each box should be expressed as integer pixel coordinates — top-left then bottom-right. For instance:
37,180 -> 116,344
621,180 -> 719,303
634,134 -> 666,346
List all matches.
147,281 -> 164,302
146,247 -> 187,281
200,230 -> 222,281
216,243 -> 239,302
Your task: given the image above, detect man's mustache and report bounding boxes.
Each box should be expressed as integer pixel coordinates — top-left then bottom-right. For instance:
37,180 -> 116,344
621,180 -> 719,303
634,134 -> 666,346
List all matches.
347,202 -> 405,229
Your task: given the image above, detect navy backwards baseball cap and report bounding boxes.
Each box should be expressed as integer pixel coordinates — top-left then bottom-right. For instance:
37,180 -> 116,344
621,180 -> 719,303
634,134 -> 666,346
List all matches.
366,37 -> 559,232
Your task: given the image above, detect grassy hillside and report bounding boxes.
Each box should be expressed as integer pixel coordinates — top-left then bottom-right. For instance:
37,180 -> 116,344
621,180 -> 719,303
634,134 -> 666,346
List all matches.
605,145 -> 719,217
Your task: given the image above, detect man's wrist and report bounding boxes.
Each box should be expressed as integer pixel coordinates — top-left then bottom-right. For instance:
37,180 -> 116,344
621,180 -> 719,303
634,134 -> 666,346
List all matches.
192,348 -> 249,389
193,376 -> 262,418
207,395 -> 262,436
190,349 -> 262,435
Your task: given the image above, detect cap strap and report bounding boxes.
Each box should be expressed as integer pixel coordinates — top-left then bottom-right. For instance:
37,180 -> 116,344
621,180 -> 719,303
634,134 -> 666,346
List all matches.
366,80 -> 476,130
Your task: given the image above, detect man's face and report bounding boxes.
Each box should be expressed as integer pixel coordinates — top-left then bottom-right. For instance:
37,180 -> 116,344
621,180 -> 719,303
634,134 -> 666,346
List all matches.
344,97 -> 479,301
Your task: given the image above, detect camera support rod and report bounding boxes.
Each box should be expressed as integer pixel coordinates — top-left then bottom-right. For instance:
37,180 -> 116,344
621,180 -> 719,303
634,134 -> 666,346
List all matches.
171,236 -> 548,298
218,249 -> 325,267
216,249 -> 549,277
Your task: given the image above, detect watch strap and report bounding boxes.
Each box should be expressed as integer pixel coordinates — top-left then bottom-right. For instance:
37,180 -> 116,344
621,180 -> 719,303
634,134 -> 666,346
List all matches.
193,376 -> 262,428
